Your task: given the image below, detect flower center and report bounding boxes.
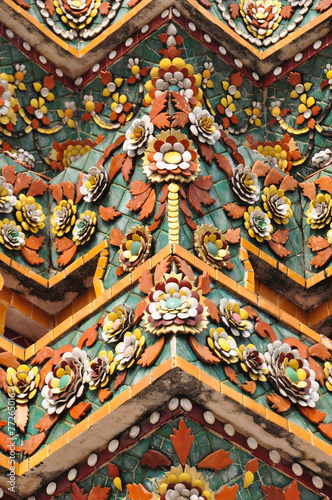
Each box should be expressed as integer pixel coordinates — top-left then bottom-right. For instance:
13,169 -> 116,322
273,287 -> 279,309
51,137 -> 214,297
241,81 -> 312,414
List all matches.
130,240 -> 141,256
207,241 -> 218,256
164,151 -> 182,164
166,297 -> 181,309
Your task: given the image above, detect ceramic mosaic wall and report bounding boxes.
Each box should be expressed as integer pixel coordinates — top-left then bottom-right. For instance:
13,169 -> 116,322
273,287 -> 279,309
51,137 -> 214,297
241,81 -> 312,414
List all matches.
0,0 -> 332,498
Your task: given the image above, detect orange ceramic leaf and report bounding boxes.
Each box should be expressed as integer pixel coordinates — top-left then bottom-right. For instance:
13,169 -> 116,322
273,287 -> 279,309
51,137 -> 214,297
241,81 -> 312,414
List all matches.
198,0 -> 212,6
225,228 -> 241,244
134,298 -> 147,324
21,246 -> 45,266
0,433 -> 22,453
188,177 -> 215,216
261,485 -> 285,500
109,228 -> 124,246
280,4 -> 293,18
271,229 -> 289,245
71,483 -> 88,500
299,182 -> 316,200
196,141 -> 214,165
45,0 -> 55,15
316,0 -> 332,10
99,205 -> 121,222
310,247 -> 332,268
282,338 -> 308,358
39,359 -> 53,389
98,387 -> 113,403
268,240 -> 291,259
69,402 -> 92,421
308,357 -> 324,385
197,271 -> 211,295
224,365 -> 239,384
214,153 -> 233,179
75,173 -> 84,204
127,483 -> 153,500
113,370 -> 127,391
127,188 -> 152,212
308,343 -> 331,361
60,181 -> 75,201
35,413 -> 59,432
314,176 -> 332,195
154,202 -> 166,222
287,72 -> 302,86
49,184 -> 63,204
26,179 -> 48,197
107,463 -> 120,478
173,256 -> 194,281
266,393 -> 291,413
172,111 -> 189,128
188,335 -> 219,365
264,168 -> 284,187
229,3 -> 239,18
255,319 -> 277,342
152,112 -> 171,129
140,450 -> 172,469
252,161 -> 270,177
0,420 -> 6,430
0,367 -> 8,393
0,352 -> 19,369
25,235 -> 44,251
109,152 -> 127,182
246,458 -> 259,473
2,164 -> 16,184
55,236 -> 75,252
171,91 -> 191,114
284,481 -> 300,500
56,244 -> 77,267
318,422 -> 332,440
137,337 -> 165,367
197,449 -> 233,470
243,306 -> 259,319
154,256 -> 172,283
22,431 -> 47,455
279,175 -> 298,192
15,403 -> 29,433
224,203 -> 247,219
138,270 -> 154,294
150,91 -> 167,121
241,380 -> 256,395
130,180 -> 152,196
53,345 -> 73,364
204,297 -> 219,322
185,215 -> 198,230
88,485 -> 111,500
215,484 -> 239,500
298,406 -> 326,425
170,419 -> 194,466
230,72 -> 243,87
139,188 -> 156,220
122,155 -> 134,182
13,172 -> 32,195
103,134 -> 126,160
308,235 -> 330,252
99,1 -> 111,14
77,324 -> 98,349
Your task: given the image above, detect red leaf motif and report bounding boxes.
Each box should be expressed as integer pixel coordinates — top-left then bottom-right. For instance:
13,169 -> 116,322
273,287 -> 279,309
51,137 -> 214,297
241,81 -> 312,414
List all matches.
298,405 -> 326,424
316,0 -> 332,11
98,387 -> 113,403
149,91 -> 168,120
197,271 -> 211,294
318,422 -> 332,440
137,337 -> 165,367
279,175 -> 298,192
14,172 -> 32,195
113,370 -> 127,391
21,246 -> 45,266
170,419 -> 194,466
246,457 -> 259,473
71,483 -> 88,500
224,365 -> 239,384
139,188 -> 156,220
197,449 -> 233,470
77,325 -> 98,349
284,481 -> 300,500
308,343 -> 331,361
173,256 -> 194,281
15,403 -> 29,433
215,485 -> 239,500
260,485 -> 285,500
107,463 -> 120,478
266,393 -> 291,413
152,112 -> 171,129
122,155 -> 134,183
49,184 -> 63,203
271,229 -> 289,245
69,402 -> 92,421
134,298 -> 147,324
224,203 -> 247,219
140,450 -> 172,469
252,161 -> 270,177
188,335 -> 220,365
109,228 -> 124,246
241,380 -> 256,395
255,319 -> 277,342
56,244 -> 77,267
2,164 -> 16,184
21,432 -> 47,455
172,111 -> 189,128
99,1 -> 111,14
204,297 -> 219,321
264,168 -> 284,187
310,247 -> 332,268
281,4 -> 293,18
99,205 -> 121,222
314,175 -> 332,195
60,181 -> 75,201
55,236 -> 75,253
170,91 -> 191,114
127,484 -> 153,500
308,235 -> 330,252
25,235 -> 44,250
268,240 -> 291,259
299,182 -> 316,200
154,256 -> 172,283
45,0 -> 55,15
229,3 -> 239,18
35,413 -> 59,432
287,72 -> 302,86
138,270 -> 154,294
225,228 -> 240,244
109,153 -> 127,182
196,141 -> 214,165
31,346 -> 54,366
214,153 -> 233,179
88,485 -> 111,500
26,179 -> 48,197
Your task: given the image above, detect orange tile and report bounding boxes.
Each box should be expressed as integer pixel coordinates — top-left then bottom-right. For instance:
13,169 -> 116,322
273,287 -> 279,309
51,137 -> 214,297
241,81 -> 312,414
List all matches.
260,297 -> 280,318
54,432 -> 69,451
28,445 -> 49,470
299,323 -> 320,343
194,257 -> 215,278
68,419 -> 89,440
18,459 -> 29,476
306,271 -> 325,289
0,287 -> 12,305
108,387 -> 131,412
312,434 -> 332,456
151,358 -> 173,381
239,247 -> 249,261
254,279 -> 260,295
10,260 -> 29,276
243,396 -> 268,418
72,304 -> 92,326
0,252 -> 11,266
111,275 -> 131,299
236,284 -> 258,306
12,293 -> 31,317
27,270 -> 48,287
198,368 -> 220,392
49,271 -> 66,287
280,310 -> 300,331
278,295 -> 296,316
88,402 -> 111,427
241,239 -> 259,255
92,289 -> 111,310
12,344 -> 25,359
65,256 -> 83,274
288,422 -> 310,443
309,301 -> 329,326
73,291 -> 91,314
0,303 -> 7,325
259,250 -> 277,268
265,408 -> 288,429
174,356 -> 199,378
31,305 -> 50,328
24,344 -> 35,361
94,268 -> 104,280
277,262 -> 288,275
56,303 -> 73,326
131,373 -> 153,397
0,453 -> 11,470
215,270 -> 237,293
53,318 -> 72,339
221,383 -> 244,405
93,280 -> 105,296
287,268 -> 305,287
260,283 -> 277,304
295,306 -> 309,326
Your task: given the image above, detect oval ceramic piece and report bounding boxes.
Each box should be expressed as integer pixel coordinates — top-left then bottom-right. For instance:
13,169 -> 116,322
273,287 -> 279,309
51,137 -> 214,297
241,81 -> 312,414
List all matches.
108,439 -> 119,453
87,453 -> 98,467
129,425 -> 140,439
150,411 -> 160,424
203,411 -> 215,425
169,397 -> 179,411
46,482 -> 57,495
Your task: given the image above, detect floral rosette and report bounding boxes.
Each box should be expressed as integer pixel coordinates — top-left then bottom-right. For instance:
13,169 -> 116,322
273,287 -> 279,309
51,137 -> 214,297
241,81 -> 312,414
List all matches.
80,165 -> 109,203
189,107 -> 221,145
0,176 -> 16,213
118,225 -> 152,272
15,194 -> 45,233
7,364 -> 40,403
239,344 -> 268,381
51,199 -> 77,237
207,327 -> 239,363
324,362 -> 332,392
265,340 -> 320,407
261,185 -> 292,225
0,219 -> 25,250
114,329 -> 145,371
144,57 -> 203,105
306,193 -> 332,229
123,115 -> 154,157
194,224 -> 230,269
72,210 -> 97,245
87,350 -> 115,390
231,164 -> 260,204
102,304 -> 134,343
142,130 -> 200,184
41,347 -> 89,414
0,76 -> 18,128
244,206 -> 273,242
50,138 -> 100,171
152,465 -> 214,500
144,272 -> 209,336
239,0 -> 281,39
219,298 -> 251,338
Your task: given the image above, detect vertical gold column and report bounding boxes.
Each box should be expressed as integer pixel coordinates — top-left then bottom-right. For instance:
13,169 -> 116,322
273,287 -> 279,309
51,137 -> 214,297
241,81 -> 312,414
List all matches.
168,183 -> 179,244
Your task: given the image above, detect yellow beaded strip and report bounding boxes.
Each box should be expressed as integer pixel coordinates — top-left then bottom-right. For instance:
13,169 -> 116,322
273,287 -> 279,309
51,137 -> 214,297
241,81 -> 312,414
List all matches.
168,183 -> 179,244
